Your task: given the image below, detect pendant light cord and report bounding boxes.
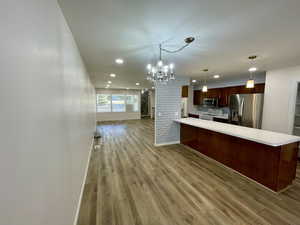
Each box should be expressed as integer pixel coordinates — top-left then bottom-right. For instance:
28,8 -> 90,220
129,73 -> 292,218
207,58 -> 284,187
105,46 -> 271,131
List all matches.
159,44 -> 162,60
161,43 -> 191,54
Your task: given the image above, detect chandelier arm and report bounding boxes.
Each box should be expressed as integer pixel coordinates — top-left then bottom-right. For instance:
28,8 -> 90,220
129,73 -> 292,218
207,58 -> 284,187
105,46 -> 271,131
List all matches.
161,43 -> 190,54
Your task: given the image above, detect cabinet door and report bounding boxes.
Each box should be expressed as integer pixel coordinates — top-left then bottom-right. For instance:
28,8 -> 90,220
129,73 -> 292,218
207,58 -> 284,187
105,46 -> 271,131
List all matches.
193,90 -> 201,105
188,113 -> 200,118
207,88 -> 220,98
253,83 -> 265,93
182,86 -> 189,97
239,85 -> 254,94
219,88 -> 229,106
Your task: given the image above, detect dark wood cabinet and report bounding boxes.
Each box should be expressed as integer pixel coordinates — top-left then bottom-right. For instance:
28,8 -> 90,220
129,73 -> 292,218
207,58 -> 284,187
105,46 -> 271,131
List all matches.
193,90 -> 202,105
193,83 -> 265,106
180,123 -> 299,192
219,88 -> 229,107
182,86 -> 188,97
188,113 -> 200,118
254,83 -> 265,93
205,88 -> 221,98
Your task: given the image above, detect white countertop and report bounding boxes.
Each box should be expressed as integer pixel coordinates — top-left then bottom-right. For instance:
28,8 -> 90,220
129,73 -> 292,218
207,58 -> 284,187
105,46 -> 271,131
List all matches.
175,118 -> 300,147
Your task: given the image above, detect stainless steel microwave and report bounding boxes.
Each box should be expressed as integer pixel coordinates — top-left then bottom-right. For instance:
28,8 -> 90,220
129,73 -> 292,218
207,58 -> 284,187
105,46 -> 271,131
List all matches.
203,98 -> 218,107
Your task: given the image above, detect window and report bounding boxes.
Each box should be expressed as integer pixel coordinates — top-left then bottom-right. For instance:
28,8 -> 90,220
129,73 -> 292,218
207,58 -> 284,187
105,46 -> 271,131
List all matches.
126,95 -> 139,112
96,94 -> 111,112
112,94 -> 126,112
96,93 -> 139,113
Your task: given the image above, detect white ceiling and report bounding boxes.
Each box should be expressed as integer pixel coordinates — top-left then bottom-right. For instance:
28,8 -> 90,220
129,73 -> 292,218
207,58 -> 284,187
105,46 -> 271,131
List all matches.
58,0 -> 300,89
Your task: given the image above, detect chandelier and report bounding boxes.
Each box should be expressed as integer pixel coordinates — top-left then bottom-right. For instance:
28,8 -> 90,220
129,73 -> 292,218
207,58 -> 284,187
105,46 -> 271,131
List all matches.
146,37 -> 195,83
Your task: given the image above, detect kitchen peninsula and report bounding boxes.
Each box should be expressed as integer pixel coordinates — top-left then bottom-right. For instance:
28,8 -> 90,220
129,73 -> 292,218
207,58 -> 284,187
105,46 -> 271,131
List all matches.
175,118 -> 300,192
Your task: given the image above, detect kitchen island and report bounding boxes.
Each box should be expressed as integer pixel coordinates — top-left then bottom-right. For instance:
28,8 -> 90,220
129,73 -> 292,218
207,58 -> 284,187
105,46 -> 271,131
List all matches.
175,118 -> 300,192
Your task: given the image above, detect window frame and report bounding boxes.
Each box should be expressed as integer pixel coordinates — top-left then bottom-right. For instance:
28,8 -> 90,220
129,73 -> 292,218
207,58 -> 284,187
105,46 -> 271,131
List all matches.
96,94 -> 111,113
96,92 -> 140,113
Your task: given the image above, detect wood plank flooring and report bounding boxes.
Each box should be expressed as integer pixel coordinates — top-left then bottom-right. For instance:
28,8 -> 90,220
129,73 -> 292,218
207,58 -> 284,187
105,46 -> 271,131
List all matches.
77,119 -> 300,225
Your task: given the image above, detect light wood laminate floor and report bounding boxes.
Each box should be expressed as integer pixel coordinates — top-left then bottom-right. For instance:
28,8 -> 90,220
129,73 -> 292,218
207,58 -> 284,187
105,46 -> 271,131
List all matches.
78,119 -> 300,225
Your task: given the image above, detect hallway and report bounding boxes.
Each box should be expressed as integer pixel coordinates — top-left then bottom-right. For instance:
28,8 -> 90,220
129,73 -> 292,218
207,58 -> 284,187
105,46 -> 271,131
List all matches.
78,119 -> 300,225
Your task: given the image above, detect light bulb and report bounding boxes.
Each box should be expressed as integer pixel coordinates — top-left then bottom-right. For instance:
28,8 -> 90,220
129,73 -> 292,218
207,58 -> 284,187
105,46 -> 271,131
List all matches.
157,60 -> 163,67
164,65 -> 169,73
246,79 -> 255,88
108,81 -> 112,84
110,73 -> 116,77
213,74 -> 220,79
151,67 -> 157,73
169,63 -> 174,69
147,64 -> 152,70
192,80 -> 197,83
202,85 -> 208,92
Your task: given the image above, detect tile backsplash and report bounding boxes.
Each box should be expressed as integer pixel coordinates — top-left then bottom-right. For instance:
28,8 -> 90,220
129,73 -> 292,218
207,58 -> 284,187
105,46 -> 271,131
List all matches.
195,106 -> 229,115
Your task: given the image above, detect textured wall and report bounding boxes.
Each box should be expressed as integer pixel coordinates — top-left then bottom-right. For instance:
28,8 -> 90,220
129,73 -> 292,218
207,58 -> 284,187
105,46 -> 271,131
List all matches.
0,1 -> 95,225
155,77 -> 190,145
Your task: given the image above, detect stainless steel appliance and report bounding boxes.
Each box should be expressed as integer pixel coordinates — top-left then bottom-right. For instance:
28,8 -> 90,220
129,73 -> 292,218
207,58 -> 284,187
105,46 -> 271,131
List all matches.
229,94 -> 264,128
203,98 -> 218,107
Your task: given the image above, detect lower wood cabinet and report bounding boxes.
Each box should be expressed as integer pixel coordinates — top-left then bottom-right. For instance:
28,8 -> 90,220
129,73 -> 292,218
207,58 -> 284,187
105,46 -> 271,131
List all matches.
188,113 -> 199,118
180,123 -> 299,192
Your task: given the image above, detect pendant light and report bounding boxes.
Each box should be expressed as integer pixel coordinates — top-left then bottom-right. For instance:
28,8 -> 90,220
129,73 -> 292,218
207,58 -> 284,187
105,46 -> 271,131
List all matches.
202,69 -> 208,92
146,37 -> 195,84
246,56 -> 257,89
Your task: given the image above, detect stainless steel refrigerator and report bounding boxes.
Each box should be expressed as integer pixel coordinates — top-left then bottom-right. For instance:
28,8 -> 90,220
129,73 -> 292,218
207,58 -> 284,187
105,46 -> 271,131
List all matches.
229,94 -> 264,129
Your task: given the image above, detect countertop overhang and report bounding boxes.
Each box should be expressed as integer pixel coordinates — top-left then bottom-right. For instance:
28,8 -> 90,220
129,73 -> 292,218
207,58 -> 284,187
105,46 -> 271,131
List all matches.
174,118 -> 300,147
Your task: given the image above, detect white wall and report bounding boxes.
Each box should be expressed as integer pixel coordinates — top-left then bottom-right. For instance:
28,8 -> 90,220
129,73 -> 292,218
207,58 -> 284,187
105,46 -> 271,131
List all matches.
96,89 -> 141,121
0,1 -> 95,225
262,65 -> 300,135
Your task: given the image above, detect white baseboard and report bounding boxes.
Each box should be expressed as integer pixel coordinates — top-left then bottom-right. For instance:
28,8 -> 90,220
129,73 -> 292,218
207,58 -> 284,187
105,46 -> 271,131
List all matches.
154,141 -> 180,147
73,137 -> 94,225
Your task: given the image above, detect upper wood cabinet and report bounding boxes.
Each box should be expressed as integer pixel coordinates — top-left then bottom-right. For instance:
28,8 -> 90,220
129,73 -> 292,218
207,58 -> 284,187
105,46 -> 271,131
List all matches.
193,83 -> 265,106
182,86 -> 188,97
193,90 -> 202,105
205,88 -> 221,98
219,88 -> 229,107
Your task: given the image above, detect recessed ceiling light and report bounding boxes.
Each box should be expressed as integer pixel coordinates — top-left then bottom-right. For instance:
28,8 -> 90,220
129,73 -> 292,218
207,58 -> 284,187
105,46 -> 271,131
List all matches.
136,83 -> 140,86
110,73 -> 116,77
192,80 -> 197,83
248,67 -> 257,72
108,81 -> 112,84
213,74 -> 220,79
115,58 -> 124,64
